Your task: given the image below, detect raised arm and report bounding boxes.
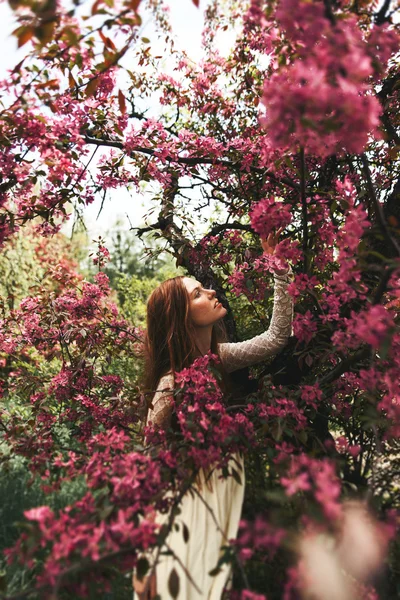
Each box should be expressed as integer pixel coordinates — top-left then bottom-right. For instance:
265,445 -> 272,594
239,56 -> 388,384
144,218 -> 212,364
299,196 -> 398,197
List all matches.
218,269 -> 294,373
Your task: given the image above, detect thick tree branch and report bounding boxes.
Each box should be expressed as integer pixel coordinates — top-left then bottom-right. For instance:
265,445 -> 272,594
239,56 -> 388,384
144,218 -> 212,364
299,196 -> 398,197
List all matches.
318,347 -> 370,387
0,177 -> 18,194
322,0 -> 336,25
135,220 -> 252,241
201,221 -> 253,237
374,0 -> 392,25
379,111 -> 400,145
361,153 -> 400,257
377,72 -> 400,144
377,72 -> 400,102
83,135 -> 299,189
299,147 -> 309,273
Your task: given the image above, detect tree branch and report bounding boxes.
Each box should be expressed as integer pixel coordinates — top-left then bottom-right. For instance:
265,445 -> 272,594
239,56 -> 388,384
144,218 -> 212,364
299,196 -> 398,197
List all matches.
83,135 -> 299,189
205,222 -> 253,236
318,347 -> 371,387
374,0 -> 392,24
299,147 -> 309,272
361,153 -> 400,258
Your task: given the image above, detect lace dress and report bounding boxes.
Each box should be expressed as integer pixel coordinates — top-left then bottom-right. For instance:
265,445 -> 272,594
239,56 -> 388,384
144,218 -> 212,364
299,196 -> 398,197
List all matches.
145,270 -> 294,599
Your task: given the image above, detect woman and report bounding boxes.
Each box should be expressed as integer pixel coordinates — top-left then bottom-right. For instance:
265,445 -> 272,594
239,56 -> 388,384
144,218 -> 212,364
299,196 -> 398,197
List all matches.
134,230 -> 294,599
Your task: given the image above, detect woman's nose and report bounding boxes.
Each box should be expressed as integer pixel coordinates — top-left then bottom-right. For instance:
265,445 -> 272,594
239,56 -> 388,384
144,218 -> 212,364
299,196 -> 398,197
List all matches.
208,288 -> 216,298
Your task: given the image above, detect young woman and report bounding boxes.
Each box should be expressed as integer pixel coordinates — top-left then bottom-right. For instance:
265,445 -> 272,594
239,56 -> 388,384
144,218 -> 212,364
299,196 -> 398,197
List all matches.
134,230 -> 294,599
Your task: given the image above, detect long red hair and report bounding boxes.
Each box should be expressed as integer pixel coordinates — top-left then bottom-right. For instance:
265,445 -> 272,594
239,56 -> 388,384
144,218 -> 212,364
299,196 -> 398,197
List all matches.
144,276 -> 225,397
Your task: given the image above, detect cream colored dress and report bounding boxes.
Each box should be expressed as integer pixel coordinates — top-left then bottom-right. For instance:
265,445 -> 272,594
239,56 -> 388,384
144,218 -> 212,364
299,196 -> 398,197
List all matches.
145,271 -> 294,599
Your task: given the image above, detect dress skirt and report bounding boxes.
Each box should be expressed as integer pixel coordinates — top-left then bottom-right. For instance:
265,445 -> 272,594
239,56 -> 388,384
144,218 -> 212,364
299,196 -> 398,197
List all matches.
152,453 -> 245,599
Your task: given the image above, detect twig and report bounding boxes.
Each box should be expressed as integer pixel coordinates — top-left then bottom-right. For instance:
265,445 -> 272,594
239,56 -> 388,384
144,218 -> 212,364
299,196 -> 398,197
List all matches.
191,477 -> 250,589
163,542 -> 203,594
204,221 -> 253,236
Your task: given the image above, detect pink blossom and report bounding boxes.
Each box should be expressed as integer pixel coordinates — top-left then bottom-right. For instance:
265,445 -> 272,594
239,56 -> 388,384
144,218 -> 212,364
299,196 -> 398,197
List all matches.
300,384 -> 323,409
332,305 -> 394,352
250,197 -> 292,238
260,12 -> 384,156
348,445 -> 361,458
24,506 -> 54,523
241,591 -> 267,600
281,471 -> 311,496
293,311 -> 318,344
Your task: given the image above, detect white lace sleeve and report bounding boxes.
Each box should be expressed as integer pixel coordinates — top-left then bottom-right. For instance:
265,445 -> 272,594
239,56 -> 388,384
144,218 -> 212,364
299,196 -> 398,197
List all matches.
146,373 -> 175,429
218,269 -> 294,373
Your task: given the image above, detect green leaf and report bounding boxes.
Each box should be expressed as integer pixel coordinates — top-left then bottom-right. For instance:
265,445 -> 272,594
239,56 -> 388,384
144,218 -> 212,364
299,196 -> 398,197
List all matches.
379,331 -> 393,360
182,522 -> 189,543
245,278 -> 253,292
98,504 -> 114,520
271,420 -> 282,441
136,557 -> 149,580
297,429 -> 308,445
0,571 -> 6,592
168,568 -> 180,599
231,467 -> 242,485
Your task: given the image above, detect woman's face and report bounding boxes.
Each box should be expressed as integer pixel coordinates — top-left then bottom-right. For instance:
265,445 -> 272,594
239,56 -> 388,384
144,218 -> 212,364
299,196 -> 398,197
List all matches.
183,278 -> 227,327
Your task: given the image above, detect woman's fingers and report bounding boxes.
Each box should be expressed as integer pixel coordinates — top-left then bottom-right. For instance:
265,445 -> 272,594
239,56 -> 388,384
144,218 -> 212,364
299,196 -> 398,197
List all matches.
271,227 -> 283,243
133,571 -> 157,600
132,574 -> 147,598
150,572 -> 157,597
260,227 -> 285,254
268,228 -> 282,241
265,228 -> 282,248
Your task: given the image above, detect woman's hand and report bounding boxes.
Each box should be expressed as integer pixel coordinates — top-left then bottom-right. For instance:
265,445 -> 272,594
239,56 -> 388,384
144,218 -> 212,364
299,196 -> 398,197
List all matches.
133,570 -> 157,599
260,228 -> 289,276
261,228 -> 283,255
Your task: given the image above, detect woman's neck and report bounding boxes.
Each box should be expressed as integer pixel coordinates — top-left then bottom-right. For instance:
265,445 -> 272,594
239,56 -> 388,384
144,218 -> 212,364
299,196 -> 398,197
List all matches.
194,325 -> 213,356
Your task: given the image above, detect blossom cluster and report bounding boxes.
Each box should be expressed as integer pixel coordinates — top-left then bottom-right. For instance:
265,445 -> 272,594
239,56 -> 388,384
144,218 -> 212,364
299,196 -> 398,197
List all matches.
6,429 -> 165,591
260,1 -> 398,156
172,354 -> 256,471
250,197 -> 292,239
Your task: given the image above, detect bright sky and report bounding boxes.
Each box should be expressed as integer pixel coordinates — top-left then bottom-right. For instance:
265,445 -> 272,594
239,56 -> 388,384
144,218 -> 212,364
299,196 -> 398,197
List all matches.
0,1 -> 209,77
0,0 -> 230,242
76,0 -> 210,239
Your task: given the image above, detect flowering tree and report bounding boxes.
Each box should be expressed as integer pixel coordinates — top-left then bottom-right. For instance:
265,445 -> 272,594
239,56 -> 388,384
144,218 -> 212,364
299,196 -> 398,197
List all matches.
1,0 -> 400,598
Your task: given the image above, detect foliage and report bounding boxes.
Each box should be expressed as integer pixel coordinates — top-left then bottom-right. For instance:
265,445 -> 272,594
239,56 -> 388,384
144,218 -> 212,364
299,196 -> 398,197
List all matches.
91,221 -> 170,284
97,220 -> 179,313
0,227 -> 80,312
0,0 -> 400,598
